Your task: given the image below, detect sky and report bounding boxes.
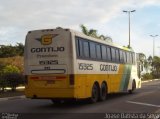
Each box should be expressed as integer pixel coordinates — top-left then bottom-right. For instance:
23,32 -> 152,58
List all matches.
0,0 -> 160,57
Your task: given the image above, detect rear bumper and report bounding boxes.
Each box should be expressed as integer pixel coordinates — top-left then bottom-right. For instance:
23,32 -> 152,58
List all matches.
25,87 -> 75,99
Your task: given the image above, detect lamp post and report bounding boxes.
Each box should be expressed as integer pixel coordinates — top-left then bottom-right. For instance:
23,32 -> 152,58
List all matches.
150,35 -> 158,57
123,10 -> 136,48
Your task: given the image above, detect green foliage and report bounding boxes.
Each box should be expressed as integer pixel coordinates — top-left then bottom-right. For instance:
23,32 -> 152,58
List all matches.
80,24 -> 89,36
138,53 -> 146,63
0,74 -> 7,92
0,65 -> 23,92
141,73 -> 153,81
0,56 -> 24,73
0,43 -> 24,92
0,45 -> 17,58
142,55 -> 160,79
0,43 -> 24,58
15,43 -> 24,56
3,73 -> 24,91
147,56 -> 152,65
3,65 -> 20,74
152,56 -> 160,78
80,24 -> 112,42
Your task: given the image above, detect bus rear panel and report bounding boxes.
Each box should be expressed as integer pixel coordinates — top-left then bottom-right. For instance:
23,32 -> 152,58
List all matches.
24,28 -> 75,99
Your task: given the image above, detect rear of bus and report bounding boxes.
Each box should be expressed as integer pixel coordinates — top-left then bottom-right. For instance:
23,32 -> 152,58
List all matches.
24,28 -> 74,100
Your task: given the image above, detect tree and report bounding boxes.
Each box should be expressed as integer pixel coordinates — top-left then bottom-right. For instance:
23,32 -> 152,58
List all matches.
152,56 -> 160,78
80,24 -> 112,42
1,65 -> 24,91
141,55 -> 160,80
2,65 -> 23,91
80,24 -> 89,36
144,59 -> 149,73
88,29 -> 99,38
99,35 -> 112,42
139,53 -> 146,64
136,53 -> 146,78
0,45 -> 17,58
15,43 -> 24,56
80,24 -> 99,38
2,65 -> 20,74
0,43 -> 24,58
148,56 -> 153,65
0,63 -> 24,92
145,56 -> 153,73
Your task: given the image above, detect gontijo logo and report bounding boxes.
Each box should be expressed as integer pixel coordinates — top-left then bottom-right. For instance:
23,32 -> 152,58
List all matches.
36,34 -> 58,45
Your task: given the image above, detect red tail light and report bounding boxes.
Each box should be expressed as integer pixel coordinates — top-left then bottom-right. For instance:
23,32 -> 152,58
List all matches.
30,76 -> 39,80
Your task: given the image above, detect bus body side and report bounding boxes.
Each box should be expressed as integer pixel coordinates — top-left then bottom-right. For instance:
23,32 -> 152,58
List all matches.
71,31 -> 141,99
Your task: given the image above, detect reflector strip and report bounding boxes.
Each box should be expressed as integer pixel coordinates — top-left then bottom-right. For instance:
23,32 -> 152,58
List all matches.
30,77 -> 39,80
31,76 -> 66,81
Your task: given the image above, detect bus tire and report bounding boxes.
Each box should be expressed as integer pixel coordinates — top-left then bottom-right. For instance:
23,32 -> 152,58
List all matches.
90,83 -> 100,103
51,99 -> 62,104
100,82 -> 107,101
129,80 -> 136,94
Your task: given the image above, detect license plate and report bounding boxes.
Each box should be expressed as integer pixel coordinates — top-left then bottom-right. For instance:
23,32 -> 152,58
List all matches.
46,80 -> 55,84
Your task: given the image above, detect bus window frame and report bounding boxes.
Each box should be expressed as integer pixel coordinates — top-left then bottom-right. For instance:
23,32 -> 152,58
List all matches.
75,36 -> 135,65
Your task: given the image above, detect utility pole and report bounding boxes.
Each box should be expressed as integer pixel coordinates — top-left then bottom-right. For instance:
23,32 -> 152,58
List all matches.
123,10 -> 136,48
150,35 -> 158,57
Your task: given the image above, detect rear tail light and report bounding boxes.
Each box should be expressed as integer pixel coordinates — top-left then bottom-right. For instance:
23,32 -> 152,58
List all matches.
30,76 -> 39,80
69,74 -> 74,85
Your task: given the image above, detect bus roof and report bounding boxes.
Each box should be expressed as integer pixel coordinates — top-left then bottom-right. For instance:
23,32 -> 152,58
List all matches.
27,27 -> 134,52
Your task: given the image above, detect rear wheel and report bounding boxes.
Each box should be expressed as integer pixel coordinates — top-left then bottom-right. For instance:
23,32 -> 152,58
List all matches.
90,83 -> 99,103
129,80 -> 136,94
51,99 -> 62,104
100,83 -> 107,101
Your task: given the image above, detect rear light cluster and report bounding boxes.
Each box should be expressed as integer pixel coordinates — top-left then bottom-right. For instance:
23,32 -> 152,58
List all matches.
69,74 -> 74,85
26,75 -> 74,85
30,76 -> 66,81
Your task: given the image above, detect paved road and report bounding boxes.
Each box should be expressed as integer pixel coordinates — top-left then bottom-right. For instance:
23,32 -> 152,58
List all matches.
0,79 -> 160,119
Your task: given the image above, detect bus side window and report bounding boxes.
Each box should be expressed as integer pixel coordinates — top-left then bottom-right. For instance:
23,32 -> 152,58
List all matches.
101,45 -> 107,61
126,52 -> 130,64
96,44 -> 102,60
76,38 -> 80,57
89,42 -> 96,59
119,50 -> 124,63
107,47 -> 111,61
83,41 -> 90,58
111,47 -> 116,62
115,49 -> 120,63
132,52 -> 135,64
130,52 -> 133,64
79,39 -> 83,57
123,51 -> 127,63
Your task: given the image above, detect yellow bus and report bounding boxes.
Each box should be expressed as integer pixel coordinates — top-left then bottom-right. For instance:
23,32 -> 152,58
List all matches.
24,27 -> 141,103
